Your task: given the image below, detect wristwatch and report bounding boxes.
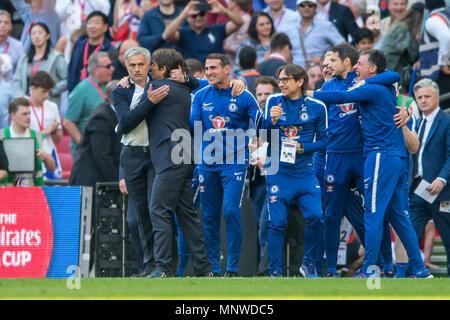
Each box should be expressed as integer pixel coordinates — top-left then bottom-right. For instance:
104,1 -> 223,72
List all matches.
296,142 -> 304,154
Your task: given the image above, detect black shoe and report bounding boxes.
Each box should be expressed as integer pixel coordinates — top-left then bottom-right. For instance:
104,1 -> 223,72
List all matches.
147,269 -> 171,278
224,270 -> 238,277
197,271 -> 222,277
256,270 -> 268,277
132,268 -> 154,278
132,263 -> 155,278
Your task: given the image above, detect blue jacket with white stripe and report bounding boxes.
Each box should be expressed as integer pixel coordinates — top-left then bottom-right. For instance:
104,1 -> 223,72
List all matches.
314,76 -> 406,158
262,94 -> 327,176
190,85 -> 261,171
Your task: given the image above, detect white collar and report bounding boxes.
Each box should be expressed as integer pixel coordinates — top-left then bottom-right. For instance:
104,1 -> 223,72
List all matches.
423,106 -> 440,123
318,1 -> 331,13
129,76 -> 150,89
269,53 -> 286,61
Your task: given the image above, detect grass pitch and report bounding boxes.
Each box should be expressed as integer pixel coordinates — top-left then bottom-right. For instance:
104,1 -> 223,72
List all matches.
0,277 -> 449,300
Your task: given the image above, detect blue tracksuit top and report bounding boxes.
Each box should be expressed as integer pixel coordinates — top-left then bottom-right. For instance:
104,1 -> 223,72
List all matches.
321,71 -> 363,154
262,93 -> 327,176
314,81 -> 406,158
190,85 -> 261,171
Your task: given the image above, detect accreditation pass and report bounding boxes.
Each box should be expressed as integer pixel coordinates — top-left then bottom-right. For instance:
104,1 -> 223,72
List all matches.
280,140 -> 297,164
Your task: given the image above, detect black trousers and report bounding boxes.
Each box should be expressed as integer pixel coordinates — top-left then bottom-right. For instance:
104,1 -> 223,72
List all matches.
121,146 -> 155,269
150,164 -> 211,275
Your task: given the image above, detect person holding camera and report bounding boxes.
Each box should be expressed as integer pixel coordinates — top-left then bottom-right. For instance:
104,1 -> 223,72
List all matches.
162,0 -> 244,63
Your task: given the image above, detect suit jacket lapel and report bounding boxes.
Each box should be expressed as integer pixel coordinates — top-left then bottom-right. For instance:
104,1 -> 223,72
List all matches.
105,103 -> 118,125
329,2 -> 337,22
424,109 -> 443,149
138,80 -> 151,104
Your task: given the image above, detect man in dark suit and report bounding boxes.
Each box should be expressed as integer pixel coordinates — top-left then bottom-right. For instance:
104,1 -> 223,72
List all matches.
112,47 -> 169,278
112,47 -> 211,278
144,48 -> 212,278
69,80 -> 121,187
316,0 -> 359,42
410,79 -> 450,277
257,33 -> 291,79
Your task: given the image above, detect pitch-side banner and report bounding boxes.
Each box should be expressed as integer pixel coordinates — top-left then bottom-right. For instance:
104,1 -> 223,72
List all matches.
0,187 -> 81,278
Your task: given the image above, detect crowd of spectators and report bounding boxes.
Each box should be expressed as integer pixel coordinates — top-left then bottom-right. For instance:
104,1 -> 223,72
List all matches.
0,0 -> 448,277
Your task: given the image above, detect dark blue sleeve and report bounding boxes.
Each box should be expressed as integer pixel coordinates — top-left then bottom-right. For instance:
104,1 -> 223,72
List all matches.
111,86 -> 155,135
303,102 -> 327,154
314,83 -> 379,104
262,95 -> 278,130
218,24 -> 227,39
246,92 -> 262,127
178,27 -> 189,46
365,70 -> 400,86
137,12 -> 164,52
67,39 -> 83,92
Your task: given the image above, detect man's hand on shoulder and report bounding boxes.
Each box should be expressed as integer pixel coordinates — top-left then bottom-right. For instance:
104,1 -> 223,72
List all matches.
170,67 -> 187,83
230,79 -> 246,97
118,76 -> 131,88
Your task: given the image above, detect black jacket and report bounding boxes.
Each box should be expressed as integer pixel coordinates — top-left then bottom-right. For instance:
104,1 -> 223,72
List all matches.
69,102 -> 121,187
112,75 -> 199,174
257,58 -> 286,79
329,2 -> 360,43
146,79 -> 193,173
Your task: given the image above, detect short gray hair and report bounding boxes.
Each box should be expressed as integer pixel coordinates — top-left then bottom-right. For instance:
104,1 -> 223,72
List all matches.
87,51 -> 110,74
413,78 -> 440,97
124,47 -> 151,67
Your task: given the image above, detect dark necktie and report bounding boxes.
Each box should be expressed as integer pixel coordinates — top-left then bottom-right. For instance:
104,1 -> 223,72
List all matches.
415,118 -> 427,177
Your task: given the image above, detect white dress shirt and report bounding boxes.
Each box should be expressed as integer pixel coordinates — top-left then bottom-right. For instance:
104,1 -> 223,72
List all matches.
316,1 -> 331,21
120,78 -> 150,147
416,107 -> 445,185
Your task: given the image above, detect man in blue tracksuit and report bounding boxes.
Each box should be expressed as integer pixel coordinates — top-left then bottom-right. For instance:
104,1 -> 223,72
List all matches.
263,64 -> 327,277
319,44 -> 367,277
190,53 -> 261,277
313,50 -> 432,278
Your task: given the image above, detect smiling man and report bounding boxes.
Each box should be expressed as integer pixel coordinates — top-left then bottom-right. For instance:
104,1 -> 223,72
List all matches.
312,49 -> 433,278
190,53 -> 261,277
262,64 -> 327,278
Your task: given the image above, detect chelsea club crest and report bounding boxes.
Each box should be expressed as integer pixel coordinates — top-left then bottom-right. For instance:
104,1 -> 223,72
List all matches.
300,112 -> 309,121
228,102 -> 238,112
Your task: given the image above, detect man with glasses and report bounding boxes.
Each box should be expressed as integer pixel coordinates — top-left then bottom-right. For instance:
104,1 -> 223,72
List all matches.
262,64 -> 327,277
296,0 -> 345,69
64,52 -> 114,160
162,0 -> 244,63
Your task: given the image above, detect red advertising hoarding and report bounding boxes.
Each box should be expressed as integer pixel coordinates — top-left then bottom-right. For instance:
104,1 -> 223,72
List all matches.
0,187 -> 53,278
